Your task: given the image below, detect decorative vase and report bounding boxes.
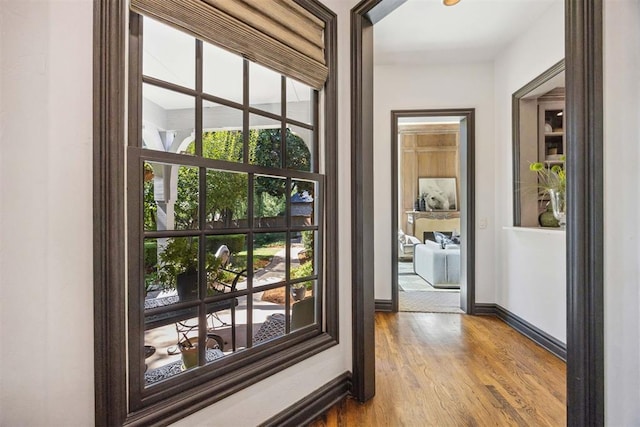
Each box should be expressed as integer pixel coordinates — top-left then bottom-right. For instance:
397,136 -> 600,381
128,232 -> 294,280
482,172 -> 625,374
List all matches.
549,189 -> 566,229
538,204 -> 559,228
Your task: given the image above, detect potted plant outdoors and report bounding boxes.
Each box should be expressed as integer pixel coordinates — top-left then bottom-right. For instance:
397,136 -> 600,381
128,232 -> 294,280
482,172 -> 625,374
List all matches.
157,237 -> 220,301
529,158 -> 567,228
290,261 -> 314,301
157,237 -> 199,301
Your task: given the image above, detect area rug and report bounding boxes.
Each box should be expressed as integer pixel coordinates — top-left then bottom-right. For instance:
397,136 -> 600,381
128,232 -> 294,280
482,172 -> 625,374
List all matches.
398,273 -> 457,292
399,290 -> 464,313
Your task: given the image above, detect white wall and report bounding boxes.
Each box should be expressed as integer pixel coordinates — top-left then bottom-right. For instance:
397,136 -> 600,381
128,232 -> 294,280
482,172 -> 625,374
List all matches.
0,1 -> 95,425
492,1 -> 565,337
603,1 -> 640,424
373,62 -> 495,302
0,0 -> 355,425
501,228 -> 566,342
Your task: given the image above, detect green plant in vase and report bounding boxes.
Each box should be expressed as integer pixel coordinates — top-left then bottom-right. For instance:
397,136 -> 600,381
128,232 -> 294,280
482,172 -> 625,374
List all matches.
530,157 -> 566,228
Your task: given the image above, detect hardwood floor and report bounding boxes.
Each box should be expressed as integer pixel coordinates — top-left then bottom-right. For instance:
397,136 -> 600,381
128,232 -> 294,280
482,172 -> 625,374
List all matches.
312,313 -> 566,426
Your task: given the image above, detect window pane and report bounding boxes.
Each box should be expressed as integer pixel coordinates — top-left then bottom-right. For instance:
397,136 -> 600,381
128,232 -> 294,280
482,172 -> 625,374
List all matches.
206,295 -> 248,356
144,163 -> 199,231
143,321 -> 196,386
253,290 -> 286,346
249,115 -> 282,167
143,16 -> 195,89
143,84 -> 195,155
291,285 -> 316,331
249,62 -> 281,115
286,125 -> 313,172
144,319 -> 225,387
202,101 -> 244,163
286,79 -> 313,125
205,235 -> 248,290
203,42 -> 243,104
290,231 -> 316,280
253,232 -> 287,287
291,179 -> 317,226
149,236 -> 200,302
206,170 -> 248,228
254,175 -> 286,228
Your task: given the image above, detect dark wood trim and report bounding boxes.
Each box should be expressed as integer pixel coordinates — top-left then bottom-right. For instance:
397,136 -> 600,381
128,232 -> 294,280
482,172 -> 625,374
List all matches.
351,0 -> 376,403
390,111 -> 399,313
93,1 -> 128,426
374,299 -> 393,312
512,59 -> 565,226
475,304 -> 567,361
364,0 -> 407,24
259,372 -> 352,427
460,114 -> 476,314
317,0 -> 340,341
565,0 -> 604,425
390,109 -> 475,315
473,303 -> 497,316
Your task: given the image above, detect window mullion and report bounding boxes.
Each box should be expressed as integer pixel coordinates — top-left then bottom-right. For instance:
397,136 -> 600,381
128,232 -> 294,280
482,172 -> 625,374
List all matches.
281,76 -> 287,170
195,38 -> 208,365
243,59 -> 249,164
312,90 -> 319,173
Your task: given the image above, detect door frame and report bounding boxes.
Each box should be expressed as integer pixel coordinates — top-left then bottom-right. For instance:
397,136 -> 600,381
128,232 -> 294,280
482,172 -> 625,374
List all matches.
391,109 -> 475,313
351,1 -> 604,425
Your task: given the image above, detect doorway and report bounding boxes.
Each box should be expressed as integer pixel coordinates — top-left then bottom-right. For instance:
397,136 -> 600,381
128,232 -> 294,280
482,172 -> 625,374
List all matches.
351,1 -> 604,423
391,109 -> 474,314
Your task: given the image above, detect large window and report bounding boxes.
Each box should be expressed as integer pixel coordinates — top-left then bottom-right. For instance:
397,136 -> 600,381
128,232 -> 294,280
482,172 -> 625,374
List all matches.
93,1 -> 337,423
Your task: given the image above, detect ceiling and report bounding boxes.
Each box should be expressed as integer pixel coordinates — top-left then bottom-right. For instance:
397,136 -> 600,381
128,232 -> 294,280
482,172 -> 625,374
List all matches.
374,0 -> 560,65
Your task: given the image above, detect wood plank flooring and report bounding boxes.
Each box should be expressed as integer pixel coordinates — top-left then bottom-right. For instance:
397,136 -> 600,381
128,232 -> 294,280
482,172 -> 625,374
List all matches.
312,313 -> 566,426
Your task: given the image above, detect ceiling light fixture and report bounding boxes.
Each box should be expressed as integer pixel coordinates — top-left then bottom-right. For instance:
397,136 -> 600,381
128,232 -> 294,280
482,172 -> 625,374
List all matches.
443,0 -> 461,5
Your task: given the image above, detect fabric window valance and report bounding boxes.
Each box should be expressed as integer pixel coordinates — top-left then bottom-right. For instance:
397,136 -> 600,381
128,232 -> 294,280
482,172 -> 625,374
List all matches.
130,0 -> 328,89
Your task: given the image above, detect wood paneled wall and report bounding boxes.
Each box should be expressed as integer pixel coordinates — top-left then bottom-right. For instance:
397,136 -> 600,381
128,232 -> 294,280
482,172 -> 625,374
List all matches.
399,123 -> 460,234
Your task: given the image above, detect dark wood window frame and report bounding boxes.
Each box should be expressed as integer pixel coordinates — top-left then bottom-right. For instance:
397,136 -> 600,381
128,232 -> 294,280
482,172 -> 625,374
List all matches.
512,59 -> 565,227
94,1 -> 337,425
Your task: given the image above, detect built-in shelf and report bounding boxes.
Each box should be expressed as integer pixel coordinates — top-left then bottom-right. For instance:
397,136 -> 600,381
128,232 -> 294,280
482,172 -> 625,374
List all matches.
539,101 -> 565,162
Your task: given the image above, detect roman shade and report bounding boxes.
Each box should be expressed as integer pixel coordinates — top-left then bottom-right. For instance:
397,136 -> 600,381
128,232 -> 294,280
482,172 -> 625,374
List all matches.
131,0 -> 328,89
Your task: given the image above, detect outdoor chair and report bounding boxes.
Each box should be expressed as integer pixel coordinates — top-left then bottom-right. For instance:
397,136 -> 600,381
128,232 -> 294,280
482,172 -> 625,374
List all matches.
145,245 -> 246,353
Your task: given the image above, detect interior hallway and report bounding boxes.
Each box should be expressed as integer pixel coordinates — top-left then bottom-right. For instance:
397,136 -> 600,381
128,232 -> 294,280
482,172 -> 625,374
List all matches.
312,313 -> 566,426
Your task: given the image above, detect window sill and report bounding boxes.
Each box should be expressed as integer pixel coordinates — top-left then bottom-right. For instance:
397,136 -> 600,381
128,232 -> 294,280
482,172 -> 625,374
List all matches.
503,226 -> 565,235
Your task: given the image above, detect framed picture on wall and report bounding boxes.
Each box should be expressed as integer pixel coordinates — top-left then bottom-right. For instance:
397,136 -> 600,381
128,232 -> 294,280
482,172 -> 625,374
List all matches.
418,177 -> 457,211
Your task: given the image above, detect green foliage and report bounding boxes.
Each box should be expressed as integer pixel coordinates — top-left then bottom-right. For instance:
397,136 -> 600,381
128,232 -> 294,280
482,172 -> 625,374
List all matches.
251,128 -> 312,196
174,166 -> 200,229
207,235 -> 245,256
254,233 -> 285,247
176,132 -> 248,228
144,240 -> 159,292
301,230 -> 314,260
143,163 -> 157,230
156,237 -> 223,289
529,158 -> 566,197
291,261 -> 314,290
259,192 -> 286,218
